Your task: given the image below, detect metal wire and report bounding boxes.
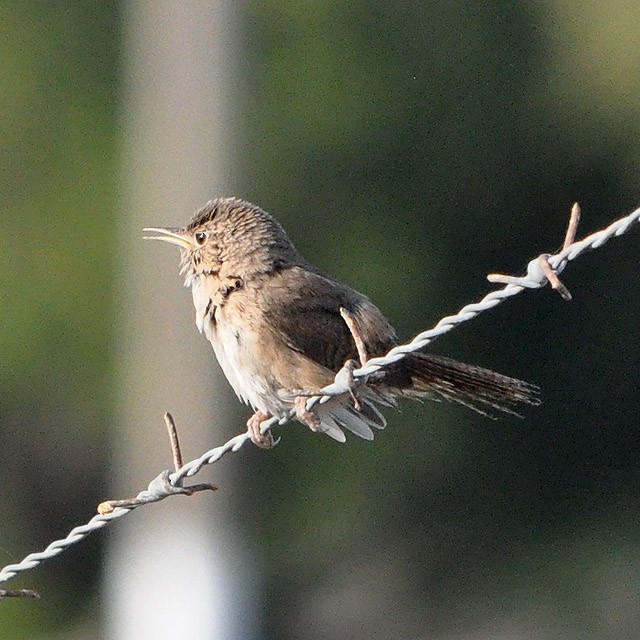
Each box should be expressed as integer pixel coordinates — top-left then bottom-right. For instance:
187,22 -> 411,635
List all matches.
1,204 -> 638,593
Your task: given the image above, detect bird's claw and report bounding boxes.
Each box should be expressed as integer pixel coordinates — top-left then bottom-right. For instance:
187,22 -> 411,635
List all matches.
293,396 -> 322,431
246,411 -> 277,449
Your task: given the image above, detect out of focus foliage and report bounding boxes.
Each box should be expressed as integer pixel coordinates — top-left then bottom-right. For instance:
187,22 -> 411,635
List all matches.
0,3 -> 118,638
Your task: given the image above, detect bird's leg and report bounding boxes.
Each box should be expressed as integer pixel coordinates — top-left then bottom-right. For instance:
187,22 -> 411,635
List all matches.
246,411 -> 276,449
293,396 -> 322,431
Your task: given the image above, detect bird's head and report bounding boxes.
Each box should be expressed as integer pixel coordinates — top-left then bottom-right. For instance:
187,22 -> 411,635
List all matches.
144,197 -> 301,285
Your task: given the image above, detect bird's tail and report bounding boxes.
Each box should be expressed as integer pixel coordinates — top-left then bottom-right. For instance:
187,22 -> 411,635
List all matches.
393,352 -> 540,416
308,352 -> 539,443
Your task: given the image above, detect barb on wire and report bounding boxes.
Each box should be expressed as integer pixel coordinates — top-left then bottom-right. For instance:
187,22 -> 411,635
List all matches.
1,202 -> 639,597
0,589 -> 40,600
97,413 -> 217,516
490,201 -> 581,301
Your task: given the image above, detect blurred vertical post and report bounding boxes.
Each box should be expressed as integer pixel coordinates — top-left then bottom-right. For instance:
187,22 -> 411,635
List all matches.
105,3 -> 258,638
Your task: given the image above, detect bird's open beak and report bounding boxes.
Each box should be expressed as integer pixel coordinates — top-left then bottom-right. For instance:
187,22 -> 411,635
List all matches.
143,227 -> 193,250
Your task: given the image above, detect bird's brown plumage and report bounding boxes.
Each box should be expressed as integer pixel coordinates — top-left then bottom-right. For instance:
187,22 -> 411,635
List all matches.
145,197 -> 539,445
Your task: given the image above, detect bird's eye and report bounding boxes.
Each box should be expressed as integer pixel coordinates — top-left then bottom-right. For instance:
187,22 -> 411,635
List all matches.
194,231 -> 207,245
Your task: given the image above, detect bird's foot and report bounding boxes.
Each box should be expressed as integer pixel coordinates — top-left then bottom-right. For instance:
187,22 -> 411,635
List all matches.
246,411 -> 276,449
294,396 -> 322,431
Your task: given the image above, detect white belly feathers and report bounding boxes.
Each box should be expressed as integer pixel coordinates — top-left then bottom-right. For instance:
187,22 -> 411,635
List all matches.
191,277 -> 282,417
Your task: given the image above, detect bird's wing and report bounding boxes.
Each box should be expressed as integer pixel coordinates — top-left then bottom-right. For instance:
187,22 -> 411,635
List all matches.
258,266 -> 397,373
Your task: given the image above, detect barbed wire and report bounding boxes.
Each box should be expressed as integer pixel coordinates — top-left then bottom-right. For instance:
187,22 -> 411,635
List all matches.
1,202 -> 638,597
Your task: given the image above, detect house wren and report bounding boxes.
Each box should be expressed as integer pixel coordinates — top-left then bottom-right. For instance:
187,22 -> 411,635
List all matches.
145,197 -> 538,448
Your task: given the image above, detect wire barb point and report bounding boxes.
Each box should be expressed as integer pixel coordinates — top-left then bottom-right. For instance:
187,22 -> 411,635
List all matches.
340,307 -> 369,367
164,412 -> 184,471
0,588 -> 40,600
564,202 -> 581,250
487,201 -> 583,300
539,255 -> 572,301
96,414 -> 217,515
97,468 -> 217,515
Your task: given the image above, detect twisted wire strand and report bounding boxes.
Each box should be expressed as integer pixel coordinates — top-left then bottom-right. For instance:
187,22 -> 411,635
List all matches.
351,206 -> 640,382
1,204 -> 638,592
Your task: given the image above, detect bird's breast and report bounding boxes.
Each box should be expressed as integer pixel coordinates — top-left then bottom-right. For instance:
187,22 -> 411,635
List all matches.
190,277 -> 284,416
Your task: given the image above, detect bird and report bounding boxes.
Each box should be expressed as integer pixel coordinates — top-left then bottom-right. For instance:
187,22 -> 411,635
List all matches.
144,197 -> 538,448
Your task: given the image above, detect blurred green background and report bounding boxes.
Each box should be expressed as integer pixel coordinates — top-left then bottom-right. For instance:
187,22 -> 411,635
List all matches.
1,2 -> 639,638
